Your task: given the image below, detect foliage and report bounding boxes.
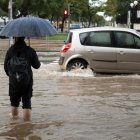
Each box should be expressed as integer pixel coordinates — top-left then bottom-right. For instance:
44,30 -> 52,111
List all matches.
0,0 -> 8,16
0,0 -> 107,29
68,0 -> 105,27
103,0 -> 140,22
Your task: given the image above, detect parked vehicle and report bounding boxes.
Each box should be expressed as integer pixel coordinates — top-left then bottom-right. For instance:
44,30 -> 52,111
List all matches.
0,26 -> 4,33
0,26 -> 6,38
59,27 -> 140,74
70,24 -> 81,30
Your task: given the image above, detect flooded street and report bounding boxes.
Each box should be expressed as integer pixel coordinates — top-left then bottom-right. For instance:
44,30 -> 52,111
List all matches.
0,53 -> 140,140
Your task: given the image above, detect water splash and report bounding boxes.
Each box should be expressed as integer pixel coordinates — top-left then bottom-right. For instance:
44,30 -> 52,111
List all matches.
34,62 -> 94,78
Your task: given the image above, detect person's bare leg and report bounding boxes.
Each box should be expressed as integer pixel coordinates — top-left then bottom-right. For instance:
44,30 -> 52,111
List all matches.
23,109 -> 31,121
11,106 -> 19,119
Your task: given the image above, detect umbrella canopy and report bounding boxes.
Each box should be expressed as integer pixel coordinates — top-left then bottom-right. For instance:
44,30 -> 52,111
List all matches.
0,17 -> 58,37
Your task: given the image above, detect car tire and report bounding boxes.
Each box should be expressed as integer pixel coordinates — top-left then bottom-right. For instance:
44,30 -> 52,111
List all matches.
67,59 -> 87,71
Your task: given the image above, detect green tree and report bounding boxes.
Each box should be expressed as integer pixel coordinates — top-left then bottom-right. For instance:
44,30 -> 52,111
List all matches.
103,0 -> 137,24
0,0 -> 106,29
68,0 -> 105,27
47,0 -> 68,32
0,0 -> 8,24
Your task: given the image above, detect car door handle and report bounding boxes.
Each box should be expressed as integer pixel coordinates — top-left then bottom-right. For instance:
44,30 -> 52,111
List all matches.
119,51 -> 124,55
87,50 -> 94,53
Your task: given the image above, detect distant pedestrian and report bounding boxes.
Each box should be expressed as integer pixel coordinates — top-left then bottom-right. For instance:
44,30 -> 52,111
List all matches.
4,37 -> 41,121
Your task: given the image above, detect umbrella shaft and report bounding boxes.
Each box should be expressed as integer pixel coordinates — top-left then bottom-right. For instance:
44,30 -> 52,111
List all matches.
9,37 -> 13,47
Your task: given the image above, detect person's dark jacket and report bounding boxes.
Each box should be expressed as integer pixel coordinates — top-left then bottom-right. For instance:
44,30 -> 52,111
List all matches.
4,41 -> 41,83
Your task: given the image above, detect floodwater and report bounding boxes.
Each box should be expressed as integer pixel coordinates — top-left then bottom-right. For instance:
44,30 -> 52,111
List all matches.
0,52 -> 140,140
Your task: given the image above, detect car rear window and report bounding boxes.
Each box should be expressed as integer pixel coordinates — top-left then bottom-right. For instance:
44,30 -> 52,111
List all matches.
79,32 -> 89,44
65,32 -> 73,44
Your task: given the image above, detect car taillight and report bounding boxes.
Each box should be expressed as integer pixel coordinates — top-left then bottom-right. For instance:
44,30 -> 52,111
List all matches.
60,43 -> 71,53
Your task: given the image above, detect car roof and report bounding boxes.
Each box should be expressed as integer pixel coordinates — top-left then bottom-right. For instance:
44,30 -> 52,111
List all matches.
70,26 -> 137,34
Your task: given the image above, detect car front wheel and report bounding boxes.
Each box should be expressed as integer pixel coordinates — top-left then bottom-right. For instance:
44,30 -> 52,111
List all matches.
67,60 -> 87,71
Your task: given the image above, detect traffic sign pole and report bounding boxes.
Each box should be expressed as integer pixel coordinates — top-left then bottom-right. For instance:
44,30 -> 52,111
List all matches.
68,4 -> 70,32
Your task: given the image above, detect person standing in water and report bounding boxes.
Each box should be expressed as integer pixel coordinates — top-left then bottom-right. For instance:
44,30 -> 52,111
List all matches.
4,37 -> 41,121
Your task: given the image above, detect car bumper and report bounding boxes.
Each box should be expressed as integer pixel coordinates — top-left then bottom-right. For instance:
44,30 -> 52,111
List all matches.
59,56 -> 64,65
58,56 -> 66,70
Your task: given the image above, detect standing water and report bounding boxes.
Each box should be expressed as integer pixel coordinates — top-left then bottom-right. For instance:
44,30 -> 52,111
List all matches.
0,52 -> 140,140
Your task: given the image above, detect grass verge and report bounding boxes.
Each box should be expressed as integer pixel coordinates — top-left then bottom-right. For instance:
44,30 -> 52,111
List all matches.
47,33 -> 68,40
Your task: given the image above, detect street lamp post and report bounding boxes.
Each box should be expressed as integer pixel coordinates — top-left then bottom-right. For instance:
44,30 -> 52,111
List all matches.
130,0 -> 138,29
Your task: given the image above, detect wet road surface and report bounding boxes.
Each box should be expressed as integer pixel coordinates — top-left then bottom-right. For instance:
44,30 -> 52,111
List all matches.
0,53 -> 140,140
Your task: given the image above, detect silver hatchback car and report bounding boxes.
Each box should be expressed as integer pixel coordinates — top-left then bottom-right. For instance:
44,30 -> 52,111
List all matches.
59,27 -> 140,74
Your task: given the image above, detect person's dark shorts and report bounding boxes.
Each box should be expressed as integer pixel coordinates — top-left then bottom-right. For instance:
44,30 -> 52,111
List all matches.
9,82 -> 33,109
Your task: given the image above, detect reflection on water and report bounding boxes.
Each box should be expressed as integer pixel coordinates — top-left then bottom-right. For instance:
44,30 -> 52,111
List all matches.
0,121 -> 64,140
0,62 -> 140,140
0,122 -> 35,140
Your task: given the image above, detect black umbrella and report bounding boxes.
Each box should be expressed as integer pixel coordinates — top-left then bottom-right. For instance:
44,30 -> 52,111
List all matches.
0,16 -> 58,37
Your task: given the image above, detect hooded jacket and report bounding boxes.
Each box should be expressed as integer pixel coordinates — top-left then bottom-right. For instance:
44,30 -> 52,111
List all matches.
4,40 -> 41,82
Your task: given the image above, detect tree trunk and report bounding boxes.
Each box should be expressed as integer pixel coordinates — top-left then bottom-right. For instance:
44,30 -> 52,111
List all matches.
61,17 -> 65,33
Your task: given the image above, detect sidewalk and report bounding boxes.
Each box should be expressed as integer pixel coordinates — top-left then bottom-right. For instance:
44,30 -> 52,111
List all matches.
0,38 -> 62,64
0,38 -> 63,52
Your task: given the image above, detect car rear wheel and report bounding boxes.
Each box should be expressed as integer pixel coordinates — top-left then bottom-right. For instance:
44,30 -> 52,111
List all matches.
67,59 -> 87,71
